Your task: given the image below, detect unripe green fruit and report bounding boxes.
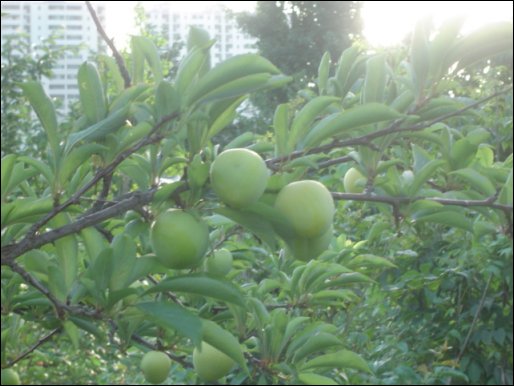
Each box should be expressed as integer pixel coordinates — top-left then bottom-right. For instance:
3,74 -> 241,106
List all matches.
193,342 -> 235,382
210,148 -> 269,208
286,225 -> 333,261
343,167 -> 366,193
275,180 -> 335,238
1,369 -> 20,385
140,351 -> 171,384
150,209 -> 209,269
401,170 -> 414,185
206,249 -> 233,276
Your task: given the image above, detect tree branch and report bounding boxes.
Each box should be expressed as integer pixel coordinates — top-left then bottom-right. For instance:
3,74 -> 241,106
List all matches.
266,86 -> 513,167
11,112 -> 179,258
331,192 -> 513,212
4,328 -> 61,368
131,334 -> 192,368
2,190 -> 156,263
85,1 -> 131,88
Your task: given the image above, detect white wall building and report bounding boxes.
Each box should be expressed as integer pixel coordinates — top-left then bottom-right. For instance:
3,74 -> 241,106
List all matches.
1,1 -> 106,112
145,4 -> 257,66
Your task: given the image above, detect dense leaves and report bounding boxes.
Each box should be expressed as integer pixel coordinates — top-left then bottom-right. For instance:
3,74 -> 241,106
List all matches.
1,10 -> 512,386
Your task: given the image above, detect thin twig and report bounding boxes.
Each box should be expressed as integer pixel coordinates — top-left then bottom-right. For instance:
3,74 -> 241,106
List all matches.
5,329 -> 61,368
85,1 -> 131,88
131,334 -> 192,368
8,261 -> 67,319
457,274 -> 493,362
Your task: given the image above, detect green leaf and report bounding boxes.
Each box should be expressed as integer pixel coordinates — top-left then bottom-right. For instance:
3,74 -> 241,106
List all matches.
317,52 -> 331,95
273,104 -> 289,156
131,36 -> 163,83
155,81 -> 180,121
18,156 -> 55,186
78,61 -> 107,124
52,213 -> 78,295
66,105 -> 130,153
175,46 -> 210,95
146,274 -> 245,307
498,169 -> 513,206
298,373 -> 338,385
363,54 -> 386,104
90,248 -> 113,292
214,207 -> 278,249
60,144 -> 106,185
347,254 -> 397,269
152,181 -> 185,205
201,320 -> 248,374
450,168 -> 496,196
137,302 -> 202,346
449,22 -> 513,71
194,73 -> 272,105
110,234 -> 137,291
63,320 -> 80,349
126,256 -> 167,284
2,197 -> 53,227
20,81 -> 60,161
320,272 -> 374,288
80,227 -> 109,262
410,18 -> 431,97
303,103 -> 402,148
302,350 -> 372,373
293,332 -> 344,363
188,53 -> 279,105
110,84 -> 150,112
415,210 -> 473,232
407,159 -> 445,196
335,45 -> 362,99
207,96 -> 246,138
1,154 -> 16,200
288,96 -> 340,151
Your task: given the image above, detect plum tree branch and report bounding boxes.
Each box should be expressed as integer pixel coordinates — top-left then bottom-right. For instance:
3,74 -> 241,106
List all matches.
85,1 -> 131,88
266,86 -> 513,167
131,334 -> 192,368
5,112 -> 179,262
331,192 -> 513,212
2,190 -> 156,263
4,328 -> 61,368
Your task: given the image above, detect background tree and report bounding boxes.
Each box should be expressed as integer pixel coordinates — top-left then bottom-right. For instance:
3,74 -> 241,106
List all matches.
0,34 -> 67,158
236,1 -> 362,121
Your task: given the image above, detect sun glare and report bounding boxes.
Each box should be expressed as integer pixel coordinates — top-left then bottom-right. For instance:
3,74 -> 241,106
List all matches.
362,1 -> 513,46
104,1 -> 512,49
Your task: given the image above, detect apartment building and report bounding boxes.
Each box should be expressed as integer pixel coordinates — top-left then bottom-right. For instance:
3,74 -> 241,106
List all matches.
145,3 -> 257,66
1,1 -> 106,112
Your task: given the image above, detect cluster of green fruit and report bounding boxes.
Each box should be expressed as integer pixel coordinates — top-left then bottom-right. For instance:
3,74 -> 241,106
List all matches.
150,148 -> 336,270
210,148 -> 335,261
140,343 -> 235,384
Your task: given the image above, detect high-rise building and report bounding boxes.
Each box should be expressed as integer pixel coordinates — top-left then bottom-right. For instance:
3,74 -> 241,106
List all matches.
1,1 -> 106,112
145,4 -> 257,66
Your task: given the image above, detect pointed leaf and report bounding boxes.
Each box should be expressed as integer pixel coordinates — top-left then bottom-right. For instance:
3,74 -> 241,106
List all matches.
302,350 -> 372,373
146,274 -> 245,307
298,373 -> 338,385
201,320 -> 248,373
20,81 -> 59,160
137,302 -> 202,345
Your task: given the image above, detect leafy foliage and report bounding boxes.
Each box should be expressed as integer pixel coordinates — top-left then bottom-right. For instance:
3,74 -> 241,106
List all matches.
1,11 -> 512,386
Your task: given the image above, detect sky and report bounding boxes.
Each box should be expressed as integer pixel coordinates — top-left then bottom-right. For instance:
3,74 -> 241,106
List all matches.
104,1 -> 513,47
